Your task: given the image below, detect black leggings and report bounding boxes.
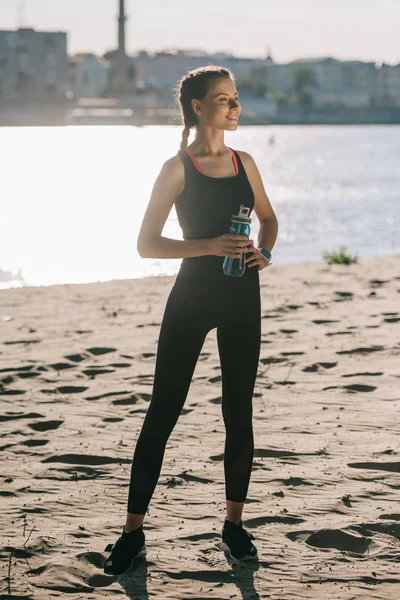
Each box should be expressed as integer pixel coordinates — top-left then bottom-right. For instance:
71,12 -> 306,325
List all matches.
127,266 -> 261,514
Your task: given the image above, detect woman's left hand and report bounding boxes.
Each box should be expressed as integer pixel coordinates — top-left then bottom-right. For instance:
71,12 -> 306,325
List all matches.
245,240 -> 272,271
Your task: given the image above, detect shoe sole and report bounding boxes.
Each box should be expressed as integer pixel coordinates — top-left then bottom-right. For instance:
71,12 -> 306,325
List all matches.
104,544 -> 147,576
219,541 -> 258,563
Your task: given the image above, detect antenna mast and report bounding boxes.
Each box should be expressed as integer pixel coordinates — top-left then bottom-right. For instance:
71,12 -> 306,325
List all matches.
17,0 -> 27,28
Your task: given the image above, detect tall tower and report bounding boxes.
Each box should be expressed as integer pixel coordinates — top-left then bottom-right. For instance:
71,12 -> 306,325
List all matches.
118,0 -> 127,58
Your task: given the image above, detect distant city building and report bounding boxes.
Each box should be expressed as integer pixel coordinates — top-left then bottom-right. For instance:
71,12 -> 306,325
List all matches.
69,54 -> 110,98
0,27 -> 68,100
375,63 -> 400,107
133,50 -> 269,91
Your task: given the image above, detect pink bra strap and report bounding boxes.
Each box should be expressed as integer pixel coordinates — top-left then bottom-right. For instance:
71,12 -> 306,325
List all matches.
229,147 -> 239,174
184,147 -> 203,174
184,147 -> 239,175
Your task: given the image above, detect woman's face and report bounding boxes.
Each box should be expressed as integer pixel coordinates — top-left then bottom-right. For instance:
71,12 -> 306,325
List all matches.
193,77 -> 241,131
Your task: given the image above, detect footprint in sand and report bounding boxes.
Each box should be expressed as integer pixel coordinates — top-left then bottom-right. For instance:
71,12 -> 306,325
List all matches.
56,386 -> 89,394
85,390 -> 132,401
209,396 -> 222,404
348,461 -> 400,473
303,362 -> 337,372
260,357 -> 287,365
112,394 -> 138,405
0,412 -> 43,422
326,331 -> 353,336
341,371 -> 383,378
112,393 -> 152,405
287,528 -> 373,554
64,353 -> 89,363
336,345 -> 384,355
21,439 -> 50,447
369,279 -> 388,287
82,368 -> 116,378
49,362 -> 76,372
4,339 -> 40,345
334,291 -> 353,300
349,521 -> 400,542
323,384 -> 376,393
312,319 -> 340,325
29,420 -> 64,432
0,388 -> 26,395
138,353 -> 156,360
42,454 -> 131,466
86,347 -> 116,356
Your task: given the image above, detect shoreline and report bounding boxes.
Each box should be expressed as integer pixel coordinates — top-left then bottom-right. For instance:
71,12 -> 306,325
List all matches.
1,253 -> 399,292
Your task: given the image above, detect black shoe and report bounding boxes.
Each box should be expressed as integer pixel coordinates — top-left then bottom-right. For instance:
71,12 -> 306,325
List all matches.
103,526 -> 147,575
220,519 -> 258,563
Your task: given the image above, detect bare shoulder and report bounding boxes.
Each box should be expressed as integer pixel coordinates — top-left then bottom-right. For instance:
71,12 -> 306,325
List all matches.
153,153 -> 185,198
236,150 -> 256,169
161,153 -> 185,179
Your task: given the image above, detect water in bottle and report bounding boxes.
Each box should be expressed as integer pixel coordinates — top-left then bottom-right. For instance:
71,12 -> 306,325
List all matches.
223,205 -> 251,277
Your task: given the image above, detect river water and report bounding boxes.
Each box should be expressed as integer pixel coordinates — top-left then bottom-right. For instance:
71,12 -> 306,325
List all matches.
0,124 -> 399,288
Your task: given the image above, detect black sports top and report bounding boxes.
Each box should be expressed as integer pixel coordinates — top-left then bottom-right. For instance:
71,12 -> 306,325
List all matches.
176,147 -> 255,276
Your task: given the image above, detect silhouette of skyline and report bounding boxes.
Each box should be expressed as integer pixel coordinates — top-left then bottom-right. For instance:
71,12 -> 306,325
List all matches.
0,0 -> 399,65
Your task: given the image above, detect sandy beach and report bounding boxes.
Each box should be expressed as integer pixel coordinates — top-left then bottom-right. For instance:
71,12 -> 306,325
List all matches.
1,254 -> 399,599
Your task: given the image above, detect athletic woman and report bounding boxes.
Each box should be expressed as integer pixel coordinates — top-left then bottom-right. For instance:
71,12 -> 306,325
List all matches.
104,65 -> 279,575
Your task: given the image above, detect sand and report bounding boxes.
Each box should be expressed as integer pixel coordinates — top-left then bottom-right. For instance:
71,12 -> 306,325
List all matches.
1,255 -> 399,599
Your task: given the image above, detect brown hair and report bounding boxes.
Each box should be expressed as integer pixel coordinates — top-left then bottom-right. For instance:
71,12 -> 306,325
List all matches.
174,65 -> 234,151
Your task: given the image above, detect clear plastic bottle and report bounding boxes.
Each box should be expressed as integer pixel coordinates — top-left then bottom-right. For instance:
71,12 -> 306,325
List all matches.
223,205 -> 251,277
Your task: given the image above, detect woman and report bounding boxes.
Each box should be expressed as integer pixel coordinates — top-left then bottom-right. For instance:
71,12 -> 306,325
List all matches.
104,65 -> 278,575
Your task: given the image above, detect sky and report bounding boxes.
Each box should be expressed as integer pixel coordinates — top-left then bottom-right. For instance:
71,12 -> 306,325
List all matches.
0,0 -> 399,65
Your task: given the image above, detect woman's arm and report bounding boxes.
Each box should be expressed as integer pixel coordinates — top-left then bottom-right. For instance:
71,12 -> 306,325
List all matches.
237,150 -> 278,252
137,155 -> 210,259
237,150 -> 279,270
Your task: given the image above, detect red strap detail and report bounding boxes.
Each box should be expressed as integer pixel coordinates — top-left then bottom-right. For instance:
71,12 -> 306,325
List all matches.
228,147 -> 239,174
184,147 -> 239,175
184,148 -> 203,174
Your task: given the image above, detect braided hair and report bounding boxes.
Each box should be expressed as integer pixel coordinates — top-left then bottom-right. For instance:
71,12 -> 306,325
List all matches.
174,65 -> 234,151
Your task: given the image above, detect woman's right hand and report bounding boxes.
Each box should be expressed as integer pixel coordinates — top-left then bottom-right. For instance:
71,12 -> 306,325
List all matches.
206,234 -> 252,257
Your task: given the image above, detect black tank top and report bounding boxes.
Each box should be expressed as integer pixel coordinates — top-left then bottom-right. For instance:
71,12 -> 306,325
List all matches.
176,147 -> 255,277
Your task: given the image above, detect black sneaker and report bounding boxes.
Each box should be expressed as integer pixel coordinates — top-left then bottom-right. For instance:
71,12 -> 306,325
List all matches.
220,519 -> 258,563
103,525 -> 147,575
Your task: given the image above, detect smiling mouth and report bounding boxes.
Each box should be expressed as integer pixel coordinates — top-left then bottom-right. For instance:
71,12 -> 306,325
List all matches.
226,115 -> 238,121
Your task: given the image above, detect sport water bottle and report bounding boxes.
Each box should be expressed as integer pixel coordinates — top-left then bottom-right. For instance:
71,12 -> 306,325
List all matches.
223,205 -> 251,277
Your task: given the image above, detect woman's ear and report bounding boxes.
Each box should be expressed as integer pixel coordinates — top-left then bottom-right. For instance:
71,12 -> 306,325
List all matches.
191,99 -> 201,117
